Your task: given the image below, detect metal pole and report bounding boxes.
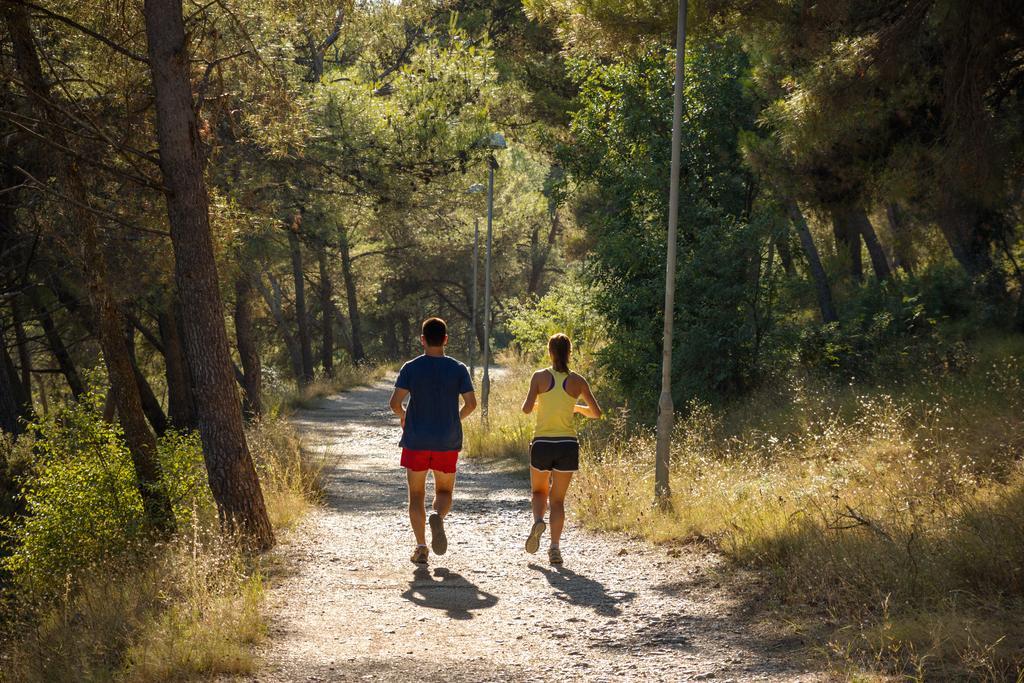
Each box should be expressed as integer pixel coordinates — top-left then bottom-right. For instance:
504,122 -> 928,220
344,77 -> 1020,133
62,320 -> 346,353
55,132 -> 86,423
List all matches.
655,0 -> 687,507
470,216 -> 479,378
481,161 -> 495,423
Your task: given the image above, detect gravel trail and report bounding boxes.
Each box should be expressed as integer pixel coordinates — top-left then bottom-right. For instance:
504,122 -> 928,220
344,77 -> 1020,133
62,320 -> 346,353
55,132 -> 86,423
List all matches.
241,380 -> 826,682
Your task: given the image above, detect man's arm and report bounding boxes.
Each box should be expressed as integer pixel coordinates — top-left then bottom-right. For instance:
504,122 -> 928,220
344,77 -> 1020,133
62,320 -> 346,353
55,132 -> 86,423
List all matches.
389,387 -> 410,428
460,391 -> 477,420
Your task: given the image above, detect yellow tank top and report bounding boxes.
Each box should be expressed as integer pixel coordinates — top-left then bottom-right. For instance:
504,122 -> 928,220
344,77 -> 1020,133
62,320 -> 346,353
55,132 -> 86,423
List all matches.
534,369 -> 577,438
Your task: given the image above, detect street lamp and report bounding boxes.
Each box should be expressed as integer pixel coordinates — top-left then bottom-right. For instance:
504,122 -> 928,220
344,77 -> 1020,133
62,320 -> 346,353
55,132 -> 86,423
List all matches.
466,183 -> 486,378
655,2 -> 688,508
477,132 -> 507,424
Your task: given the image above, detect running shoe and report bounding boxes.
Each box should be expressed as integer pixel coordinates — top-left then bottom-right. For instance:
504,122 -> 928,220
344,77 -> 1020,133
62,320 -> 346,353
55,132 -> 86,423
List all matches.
525,519 -> 546,554
548,546 -> 563,565
410,546 -> 428,565
429,512 -> 448,555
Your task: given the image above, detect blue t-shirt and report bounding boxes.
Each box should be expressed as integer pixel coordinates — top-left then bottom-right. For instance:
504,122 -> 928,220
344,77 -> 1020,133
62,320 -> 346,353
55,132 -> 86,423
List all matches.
396,354 -> 474,451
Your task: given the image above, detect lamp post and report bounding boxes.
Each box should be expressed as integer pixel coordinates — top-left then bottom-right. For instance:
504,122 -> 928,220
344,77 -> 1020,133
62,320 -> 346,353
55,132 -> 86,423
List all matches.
655,1 -> 688,507
479,132 -> 506,424
467,183 -> 486,379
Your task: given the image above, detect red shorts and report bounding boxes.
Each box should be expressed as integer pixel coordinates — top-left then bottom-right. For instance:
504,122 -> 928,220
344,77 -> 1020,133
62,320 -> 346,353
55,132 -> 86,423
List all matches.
400,449 -> 459,474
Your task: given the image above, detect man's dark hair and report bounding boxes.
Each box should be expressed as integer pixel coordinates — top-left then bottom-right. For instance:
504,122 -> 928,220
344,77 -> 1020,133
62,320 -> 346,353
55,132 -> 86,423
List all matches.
422,317 -> 447,347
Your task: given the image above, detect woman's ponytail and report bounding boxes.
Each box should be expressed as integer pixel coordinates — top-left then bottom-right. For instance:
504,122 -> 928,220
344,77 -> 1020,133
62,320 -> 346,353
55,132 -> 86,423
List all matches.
548,333 -> 571,373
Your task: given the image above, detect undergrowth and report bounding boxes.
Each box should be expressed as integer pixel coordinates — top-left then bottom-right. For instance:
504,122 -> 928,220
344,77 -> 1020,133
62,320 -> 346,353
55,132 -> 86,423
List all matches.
475,336 -> 1024,680
0,376 -> 327,682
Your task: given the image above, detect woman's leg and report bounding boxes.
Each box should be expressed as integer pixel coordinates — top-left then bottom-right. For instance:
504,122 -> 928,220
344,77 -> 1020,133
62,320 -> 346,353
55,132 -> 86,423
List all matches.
548,471 -> 574,546
530,467 -> 551,522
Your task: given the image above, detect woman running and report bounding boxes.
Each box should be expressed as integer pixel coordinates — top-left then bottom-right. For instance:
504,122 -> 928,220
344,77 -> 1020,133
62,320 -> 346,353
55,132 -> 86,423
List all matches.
521,333 -> 602,564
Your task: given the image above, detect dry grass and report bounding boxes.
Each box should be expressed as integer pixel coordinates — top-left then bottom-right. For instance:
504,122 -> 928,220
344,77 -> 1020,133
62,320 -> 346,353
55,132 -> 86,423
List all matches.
0,535 -> 263,683
477,339 -> 1024,679
281,363 -> 390,412
0,414 -> 326,683
573,340 -> 1024,680
462,355 -> 534,470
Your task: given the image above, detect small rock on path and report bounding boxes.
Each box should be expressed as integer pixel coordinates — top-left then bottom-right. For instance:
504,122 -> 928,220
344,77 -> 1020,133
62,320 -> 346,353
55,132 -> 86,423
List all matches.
234,380 -> 826,682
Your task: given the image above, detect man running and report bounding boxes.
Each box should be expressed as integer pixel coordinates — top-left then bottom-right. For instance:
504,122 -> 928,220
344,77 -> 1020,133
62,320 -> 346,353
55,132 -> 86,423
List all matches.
389,317 -> 476,565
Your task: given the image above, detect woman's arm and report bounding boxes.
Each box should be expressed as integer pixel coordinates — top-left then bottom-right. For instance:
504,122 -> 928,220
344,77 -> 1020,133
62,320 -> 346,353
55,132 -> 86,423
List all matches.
572,377 -> 602,419
521,371 -> 541,414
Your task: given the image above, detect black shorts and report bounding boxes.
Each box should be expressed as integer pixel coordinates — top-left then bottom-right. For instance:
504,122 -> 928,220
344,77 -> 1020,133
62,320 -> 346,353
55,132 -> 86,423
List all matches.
530,438 -> 579,472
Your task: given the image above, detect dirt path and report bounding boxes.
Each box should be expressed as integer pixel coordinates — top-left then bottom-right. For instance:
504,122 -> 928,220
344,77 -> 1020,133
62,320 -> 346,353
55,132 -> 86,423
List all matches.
243,380 -> 826,682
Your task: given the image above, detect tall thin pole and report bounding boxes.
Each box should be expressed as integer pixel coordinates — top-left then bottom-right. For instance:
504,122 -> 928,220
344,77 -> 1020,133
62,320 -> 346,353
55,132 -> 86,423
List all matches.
655,0 -> 687,506
481,160 -> 495,423
470,216 -> 480,377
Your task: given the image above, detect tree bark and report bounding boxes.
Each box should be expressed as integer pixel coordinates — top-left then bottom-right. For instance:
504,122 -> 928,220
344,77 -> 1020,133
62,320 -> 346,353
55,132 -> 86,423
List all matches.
255,272 -> 304,384
287,218 -> 314,384
4,2 -> 175,533
29,289 -> 84,397
317,242 -> 334,376
885,203 -> 916,275
233,273 -> 263,421
143,0 -> 273,549
158,302 -> 197,430
846,206 -> 893,282
12,300 -> 32,401
125,324 -> 169,436
338,224 -> 365,362
830,208 -> 864,282
0,334 -> 25,435
936,197 -> 1007,300
527,210 -> 560,295
788,201 -> 839,324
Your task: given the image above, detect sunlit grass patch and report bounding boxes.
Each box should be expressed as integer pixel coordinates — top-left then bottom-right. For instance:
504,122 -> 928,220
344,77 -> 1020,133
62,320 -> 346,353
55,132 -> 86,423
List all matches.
572,342 -> 1024,678
462,355 -> 533,469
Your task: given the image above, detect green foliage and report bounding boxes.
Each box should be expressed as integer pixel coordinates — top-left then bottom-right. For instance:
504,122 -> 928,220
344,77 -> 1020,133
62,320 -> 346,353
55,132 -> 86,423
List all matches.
561,36 -> 772,413
2,387 -> 210,597
507,268 -> 606,366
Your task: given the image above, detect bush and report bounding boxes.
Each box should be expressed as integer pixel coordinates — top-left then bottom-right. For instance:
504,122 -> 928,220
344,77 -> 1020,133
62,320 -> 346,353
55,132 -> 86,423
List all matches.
1,387 -> 210,598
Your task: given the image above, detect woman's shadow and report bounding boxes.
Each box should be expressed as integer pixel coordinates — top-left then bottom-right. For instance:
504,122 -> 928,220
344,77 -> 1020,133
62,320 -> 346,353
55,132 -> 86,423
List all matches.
529,563 -> 636,617
401,567 -> 498,620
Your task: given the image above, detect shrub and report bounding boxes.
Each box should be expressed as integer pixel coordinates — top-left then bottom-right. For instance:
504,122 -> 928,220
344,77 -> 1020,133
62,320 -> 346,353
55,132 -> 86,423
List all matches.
1,388 -> 210,598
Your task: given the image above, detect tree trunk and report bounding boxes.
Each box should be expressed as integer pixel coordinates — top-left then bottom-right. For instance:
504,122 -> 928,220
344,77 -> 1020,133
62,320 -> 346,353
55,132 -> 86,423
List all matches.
885,203 -> 916,275
830,208 -> 864,283
846,206 -> 892,282
0,335 -> 25,435
776,222 -> 796,275
125,324 -> 169,436
338,224 -> 365,362
788,201 -> 839,324
29,289 -> 84,397
233,273 -> 262,421
317,242 -> 334,376
4,2 -> 175,533
12,300 -> 32,402
143,0 -> 273,549
527,210 -> 560,295
255,272 -> 304,384
936,197 -> 1007,300
287,219 -> 314,384
158,302 -> 197,430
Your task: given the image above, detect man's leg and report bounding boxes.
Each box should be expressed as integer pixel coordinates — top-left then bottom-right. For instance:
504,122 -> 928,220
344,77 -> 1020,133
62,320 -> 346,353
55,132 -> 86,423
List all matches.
431,470 -> 457,518
530,467 -> 551,522
407,468 -> 428,546
548,471 -> 574,547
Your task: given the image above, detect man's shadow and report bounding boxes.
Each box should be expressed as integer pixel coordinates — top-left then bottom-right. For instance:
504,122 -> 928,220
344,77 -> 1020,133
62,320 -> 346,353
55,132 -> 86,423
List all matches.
529,563 -> 636,617
401,567 -> 498,620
